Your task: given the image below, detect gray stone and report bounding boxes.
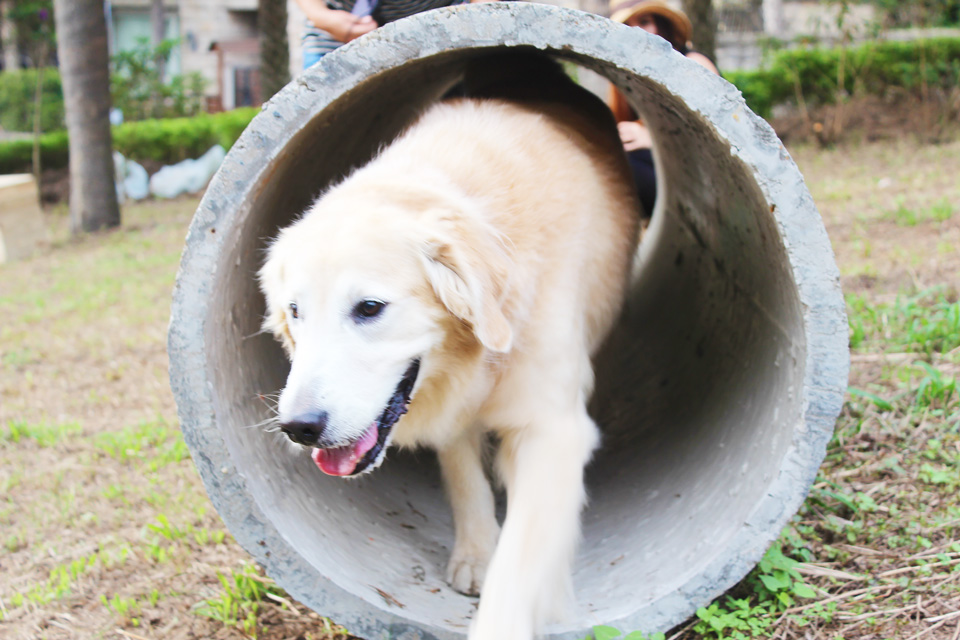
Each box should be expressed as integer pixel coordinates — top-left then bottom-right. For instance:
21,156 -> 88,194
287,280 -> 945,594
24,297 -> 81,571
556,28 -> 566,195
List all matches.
167,4 -> 848,638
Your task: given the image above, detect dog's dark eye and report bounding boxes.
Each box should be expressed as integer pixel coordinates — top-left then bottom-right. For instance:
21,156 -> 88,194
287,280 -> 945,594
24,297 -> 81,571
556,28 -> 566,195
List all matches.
289,302 -> 299,319
352,299 -> 386,321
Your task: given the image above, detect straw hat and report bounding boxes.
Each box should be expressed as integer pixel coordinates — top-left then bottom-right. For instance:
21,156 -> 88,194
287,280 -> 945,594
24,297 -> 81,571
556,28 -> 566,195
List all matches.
609,0 -> 692,46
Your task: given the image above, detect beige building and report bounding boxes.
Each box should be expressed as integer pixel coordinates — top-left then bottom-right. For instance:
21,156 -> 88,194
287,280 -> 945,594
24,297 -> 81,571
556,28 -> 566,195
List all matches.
99,0 -> 880,110
108,0 -> 286,110
105,0 -> 623,110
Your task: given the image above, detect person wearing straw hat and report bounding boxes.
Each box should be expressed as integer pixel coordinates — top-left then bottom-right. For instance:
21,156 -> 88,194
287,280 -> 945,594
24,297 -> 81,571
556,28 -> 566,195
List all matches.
607,0 -> 719,218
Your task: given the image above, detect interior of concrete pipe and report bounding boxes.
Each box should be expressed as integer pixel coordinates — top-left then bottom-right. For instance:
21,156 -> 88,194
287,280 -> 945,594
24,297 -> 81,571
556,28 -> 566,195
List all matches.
202,47 -> 805,635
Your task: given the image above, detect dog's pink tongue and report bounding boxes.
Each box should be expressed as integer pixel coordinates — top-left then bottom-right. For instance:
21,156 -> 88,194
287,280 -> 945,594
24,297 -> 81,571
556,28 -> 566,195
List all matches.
311,424 -> 378,476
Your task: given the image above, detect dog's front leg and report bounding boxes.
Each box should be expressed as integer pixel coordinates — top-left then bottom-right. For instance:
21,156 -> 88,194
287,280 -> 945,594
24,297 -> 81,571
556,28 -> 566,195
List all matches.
437,428 -> 500,596
469,407 -> 599,640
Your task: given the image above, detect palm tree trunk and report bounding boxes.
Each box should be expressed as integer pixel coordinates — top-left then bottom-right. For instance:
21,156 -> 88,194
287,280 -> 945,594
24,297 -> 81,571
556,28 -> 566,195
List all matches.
151,0 -> 166,80
258,0 -> 290,101
682,0 -> 718,65
32,42 -> 46,193
53,0 -> 120,233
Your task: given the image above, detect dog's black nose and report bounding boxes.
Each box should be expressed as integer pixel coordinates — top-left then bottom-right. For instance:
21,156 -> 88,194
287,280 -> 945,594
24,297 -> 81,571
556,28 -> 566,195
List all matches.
280,412 -> 329,446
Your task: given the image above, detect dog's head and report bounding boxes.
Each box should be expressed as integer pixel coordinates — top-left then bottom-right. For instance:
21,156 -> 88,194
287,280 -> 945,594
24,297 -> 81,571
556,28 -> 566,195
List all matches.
259,178 -> 513,476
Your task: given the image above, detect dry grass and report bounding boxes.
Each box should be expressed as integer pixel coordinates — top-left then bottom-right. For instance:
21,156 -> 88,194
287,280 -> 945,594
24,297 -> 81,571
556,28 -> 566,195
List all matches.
0,200 -> 353,639
1,136 -> 958,640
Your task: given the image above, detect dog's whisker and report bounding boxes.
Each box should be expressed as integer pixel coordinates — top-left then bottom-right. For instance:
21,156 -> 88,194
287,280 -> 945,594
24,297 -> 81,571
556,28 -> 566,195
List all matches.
240,415 -> 283,431
242,326 -> 274,341
253,391 -> 282,416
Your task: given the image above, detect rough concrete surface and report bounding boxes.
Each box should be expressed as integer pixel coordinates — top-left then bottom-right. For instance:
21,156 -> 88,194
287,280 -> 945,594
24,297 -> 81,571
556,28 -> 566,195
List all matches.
168,3 -> 849,638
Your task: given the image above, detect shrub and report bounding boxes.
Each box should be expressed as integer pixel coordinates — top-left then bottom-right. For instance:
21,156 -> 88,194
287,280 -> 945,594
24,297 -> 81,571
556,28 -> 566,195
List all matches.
0,130 -> 68,175
0,68 -> 64,132
0,39 -> 210,134
112,108 -> 258,164
0,108 -> 258,174
727,37 -> 960,118
111,38 -> 207,121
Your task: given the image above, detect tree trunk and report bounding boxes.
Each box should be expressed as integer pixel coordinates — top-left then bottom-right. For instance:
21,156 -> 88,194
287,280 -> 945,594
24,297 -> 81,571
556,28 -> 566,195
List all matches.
151,0 -> 165,80
53,0 -> 120,233
32,41 -> 46,193
1,0 -> 20,71
258,0 -> 290,101
682,0 -> 718,66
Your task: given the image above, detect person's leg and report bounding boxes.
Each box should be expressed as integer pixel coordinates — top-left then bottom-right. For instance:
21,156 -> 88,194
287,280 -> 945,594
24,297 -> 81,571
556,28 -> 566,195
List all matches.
626,148 -> 657,218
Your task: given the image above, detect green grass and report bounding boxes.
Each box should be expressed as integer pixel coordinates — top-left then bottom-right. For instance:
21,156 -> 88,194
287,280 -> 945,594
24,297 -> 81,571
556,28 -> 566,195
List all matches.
94,418 -> 190,470
193,562 -> 288,639
100,593 -> 142,626
927,199 -> 955,222
847,288 -> 960,354
581,543 -> 824,640
910,362 -> 958,413
10,550 -> 106,609
584,626 -> 664,640
885,198 -> 956,227
136,512 -> 229,566
1,420 -> 82,446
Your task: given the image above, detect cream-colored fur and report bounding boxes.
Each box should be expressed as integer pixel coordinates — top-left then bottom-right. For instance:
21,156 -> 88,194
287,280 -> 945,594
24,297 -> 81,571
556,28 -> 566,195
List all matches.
260,95 -> 639,639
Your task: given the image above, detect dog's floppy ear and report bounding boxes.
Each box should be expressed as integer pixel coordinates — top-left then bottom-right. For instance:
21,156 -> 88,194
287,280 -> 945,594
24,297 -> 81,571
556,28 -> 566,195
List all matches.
258,247 -> 296,357
419,211 -> 514,353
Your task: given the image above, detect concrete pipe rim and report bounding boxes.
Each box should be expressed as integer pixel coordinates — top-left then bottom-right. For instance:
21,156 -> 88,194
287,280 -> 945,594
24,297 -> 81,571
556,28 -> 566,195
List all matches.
168,3 -> 849,639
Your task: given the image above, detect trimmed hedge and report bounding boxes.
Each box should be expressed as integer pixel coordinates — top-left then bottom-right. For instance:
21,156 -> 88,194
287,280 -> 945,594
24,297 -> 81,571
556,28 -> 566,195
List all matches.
726,37 -> 960,118
5,39 -> 957,174
0,68 -> 65,132
0,107 -> 258,175
112,107 -> 258,163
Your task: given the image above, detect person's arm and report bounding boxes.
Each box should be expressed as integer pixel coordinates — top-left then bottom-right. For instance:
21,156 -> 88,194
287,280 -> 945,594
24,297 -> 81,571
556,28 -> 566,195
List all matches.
617,120 -> 652,151
294,0 -> 377,43
685,51 -> 720,75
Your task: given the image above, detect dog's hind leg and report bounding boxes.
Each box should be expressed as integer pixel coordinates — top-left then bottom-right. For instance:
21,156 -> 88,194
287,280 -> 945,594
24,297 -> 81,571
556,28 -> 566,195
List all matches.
438,427 -> 500,597
469,405 -> 599,640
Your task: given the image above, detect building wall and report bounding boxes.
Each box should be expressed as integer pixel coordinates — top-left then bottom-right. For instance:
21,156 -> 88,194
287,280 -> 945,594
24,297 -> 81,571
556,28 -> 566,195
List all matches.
781,1 -> 876,40
178,0 -> 258,96
109,0 -> 258,101
110,3 -> 183,76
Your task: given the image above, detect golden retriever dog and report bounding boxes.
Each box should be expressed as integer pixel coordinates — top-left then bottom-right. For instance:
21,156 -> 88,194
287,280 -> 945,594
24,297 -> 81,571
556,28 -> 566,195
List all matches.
258,55 -> 639,639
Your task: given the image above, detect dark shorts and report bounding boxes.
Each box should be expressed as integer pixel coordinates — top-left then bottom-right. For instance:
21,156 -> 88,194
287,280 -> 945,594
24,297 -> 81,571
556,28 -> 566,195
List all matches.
626,148 -> 656,218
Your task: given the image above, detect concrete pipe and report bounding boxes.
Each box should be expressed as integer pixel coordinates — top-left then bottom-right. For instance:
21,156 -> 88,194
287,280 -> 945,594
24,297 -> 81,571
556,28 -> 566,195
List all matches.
168,3 -> 849,639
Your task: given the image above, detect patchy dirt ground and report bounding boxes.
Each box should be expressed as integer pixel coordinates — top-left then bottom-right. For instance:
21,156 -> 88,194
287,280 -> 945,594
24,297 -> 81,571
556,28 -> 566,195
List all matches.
1,135 -> 958,640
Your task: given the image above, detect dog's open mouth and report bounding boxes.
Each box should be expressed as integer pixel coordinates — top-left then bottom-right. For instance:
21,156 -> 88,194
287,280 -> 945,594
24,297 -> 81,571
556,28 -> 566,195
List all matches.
311,359 -> 420,477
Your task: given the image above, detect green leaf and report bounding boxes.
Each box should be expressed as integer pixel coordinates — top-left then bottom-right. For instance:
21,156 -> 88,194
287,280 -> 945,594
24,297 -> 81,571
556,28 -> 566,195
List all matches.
592,625 -> 622,640
760,572 -> 790,592
847,386 -> 894,411
792,582 -> 817,598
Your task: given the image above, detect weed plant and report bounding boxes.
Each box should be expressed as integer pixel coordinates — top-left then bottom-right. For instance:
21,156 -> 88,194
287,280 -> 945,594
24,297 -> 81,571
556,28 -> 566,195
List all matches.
848,287 -> 960,355
194,563 -> 288,639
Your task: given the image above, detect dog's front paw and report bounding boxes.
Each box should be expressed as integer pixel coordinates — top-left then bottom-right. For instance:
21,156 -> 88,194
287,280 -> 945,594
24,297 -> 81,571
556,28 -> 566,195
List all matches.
446,548 -> 491,596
